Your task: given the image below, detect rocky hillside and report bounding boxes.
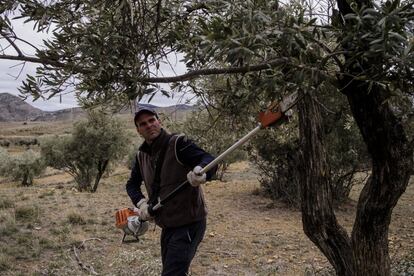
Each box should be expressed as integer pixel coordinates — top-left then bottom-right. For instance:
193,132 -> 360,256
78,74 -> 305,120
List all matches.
0,93 -> 195,122
0,93 -> 44,121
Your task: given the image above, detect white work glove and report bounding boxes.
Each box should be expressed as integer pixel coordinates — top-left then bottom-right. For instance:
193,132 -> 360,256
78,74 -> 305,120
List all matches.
136,198 -> 153,221
187,166 -> 206,187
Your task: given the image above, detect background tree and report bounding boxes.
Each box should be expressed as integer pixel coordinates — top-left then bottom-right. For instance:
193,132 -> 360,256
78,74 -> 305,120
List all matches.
164,107 -> 248,180
0,149 -> 45,186
40,111 -> 129,192
1,0 -> 413,274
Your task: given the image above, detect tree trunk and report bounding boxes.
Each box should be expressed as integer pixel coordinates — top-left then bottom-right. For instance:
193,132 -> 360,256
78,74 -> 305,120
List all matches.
91,160 -> 108,192
21,173 -> 29,186
75,172 -> 92,191
341,77 -> 413,275
298,79 -> 412,276
298,91 -> 355,275
336,0 -> 414,274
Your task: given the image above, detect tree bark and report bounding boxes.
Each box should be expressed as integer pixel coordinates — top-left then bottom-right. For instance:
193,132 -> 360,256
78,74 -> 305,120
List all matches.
340,76 -> 413,275
336,0 -> 414,274
92,160 -> 109,192
21,173 -> 29,186
298,91 -> 355,275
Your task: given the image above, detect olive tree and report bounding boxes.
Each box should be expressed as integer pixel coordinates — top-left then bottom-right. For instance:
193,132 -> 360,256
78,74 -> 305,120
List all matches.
1,0 -> 414,274
0,148 -> 45,186
40,111 -> 129,192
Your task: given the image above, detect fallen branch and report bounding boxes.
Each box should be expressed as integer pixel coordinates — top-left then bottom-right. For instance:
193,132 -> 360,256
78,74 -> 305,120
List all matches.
72,245 -> 98,275
78,238 -> 102,249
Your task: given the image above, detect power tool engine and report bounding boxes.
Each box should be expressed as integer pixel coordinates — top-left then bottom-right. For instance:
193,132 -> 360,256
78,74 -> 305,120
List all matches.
115,208 -> 149,243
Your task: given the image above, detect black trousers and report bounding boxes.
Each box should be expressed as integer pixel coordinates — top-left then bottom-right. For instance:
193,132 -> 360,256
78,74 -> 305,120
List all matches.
160,218 -> 206,276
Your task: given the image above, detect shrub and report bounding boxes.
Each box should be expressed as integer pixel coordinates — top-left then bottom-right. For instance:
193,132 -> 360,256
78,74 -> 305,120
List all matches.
41,111 -> 129,192
0,149 -> 46,186
0,140 -> 10,147
0,253 -> 12,272
249,126 -> 302,206
249,94 -> 369,207
0,217 -> 18,238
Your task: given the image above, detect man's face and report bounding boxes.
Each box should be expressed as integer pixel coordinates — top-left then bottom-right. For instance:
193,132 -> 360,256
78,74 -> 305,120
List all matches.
135,113 -> 162,143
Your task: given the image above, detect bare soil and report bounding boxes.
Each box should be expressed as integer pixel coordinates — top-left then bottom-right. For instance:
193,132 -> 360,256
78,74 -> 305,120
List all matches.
1,161 -> 414,275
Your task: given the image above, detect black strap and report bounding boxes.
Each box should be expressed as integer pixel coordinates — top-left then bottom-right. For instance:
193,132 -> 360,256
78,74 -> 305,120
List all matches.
148,134 -> 171,206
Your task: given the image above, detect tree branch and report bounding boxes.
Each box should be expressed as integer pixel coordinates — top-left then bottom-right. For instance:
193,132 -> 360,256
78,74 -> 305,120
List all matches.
1,32 -> 23,57
138,58 -> 291,83
13,36 -> 41,53
0,54 -> 334,85
0,54 -> 65,67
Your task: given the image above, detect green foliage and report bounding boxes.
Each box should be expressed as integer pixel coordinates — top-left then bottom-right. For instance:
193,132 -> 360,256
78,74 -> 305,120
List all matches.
40,111 -> 129,192
250,88 -> 369,206
339,1 -> 414,93
0,149 -> 45,186
249,125 -> 302,206
164,108 -> 248,179
126,143 -> 140,170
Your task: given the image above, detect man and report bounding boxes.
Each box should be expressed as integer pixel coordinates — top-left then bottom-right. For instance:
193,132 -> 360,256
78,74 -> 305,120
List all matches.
126,106 -> 217,276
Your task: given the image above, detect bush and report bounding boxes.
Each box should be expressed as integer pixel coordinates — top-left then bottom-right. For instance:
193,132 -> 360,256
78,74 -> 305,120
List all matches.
0,140 -> 10,147
249,126 -> 302,206
40,111 -> 129,192
0,216 -> 18,238
0,253 -> 12,272
249,94 -> 369,207
0,149 -> 46,186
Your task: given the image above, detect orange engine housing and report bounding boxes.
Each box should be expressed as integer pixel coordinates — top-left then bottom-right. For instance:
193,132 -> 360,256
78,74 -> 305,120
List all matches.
115,208 -> 138,229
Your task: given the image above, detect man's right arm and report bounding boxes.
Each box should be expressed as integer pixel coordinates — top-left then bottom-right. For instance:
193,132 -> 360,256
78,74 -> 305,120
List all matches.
126,155 -> 145,206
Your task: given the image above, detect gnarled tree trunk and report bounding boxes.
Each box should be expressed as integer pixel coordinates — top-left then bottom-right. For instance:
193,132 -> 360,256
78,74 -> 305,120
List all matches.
342,76 -> 413,275
298,57 -> 412,276
298,91 -> 356,275
298,0 -> 413,273
336,0 -> 413,274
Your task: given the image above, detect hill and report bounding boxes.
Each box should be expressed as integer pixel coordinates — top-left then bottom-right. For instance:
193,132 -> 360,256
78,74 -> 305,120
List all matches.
0,93 -> 44,121
0,93 -> 195,122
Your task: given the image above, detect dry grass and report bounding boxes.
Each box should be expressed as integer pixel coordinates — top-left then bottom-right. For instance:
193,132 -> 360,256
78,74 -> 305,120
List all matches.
0,197 -> 14,209
0,162 -> 413,275
0,121 -> 413,275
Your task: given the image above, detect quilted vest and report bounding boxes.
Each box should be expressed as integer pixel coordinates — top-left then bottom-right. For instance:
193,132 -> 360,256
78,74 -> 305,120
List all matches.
137,135 -> 207,228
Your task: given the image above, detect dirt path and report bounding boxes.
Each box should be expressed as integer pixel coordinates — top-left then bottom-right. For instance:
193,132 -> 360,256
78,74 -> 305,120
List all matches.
193,162 -> 330,275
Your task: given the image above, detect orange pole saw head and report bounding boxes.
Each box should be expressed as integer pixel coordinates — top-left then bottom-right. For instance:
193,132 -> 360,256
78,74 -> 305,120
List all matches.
259,92 -> 299,128
258,104 -> 284,128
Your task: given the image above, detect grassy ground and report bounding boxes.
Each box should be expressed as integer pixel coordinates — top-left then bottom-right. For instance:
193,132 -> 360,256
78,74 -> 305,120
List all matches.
0,161 -> 413,275
0,120 -> 413,275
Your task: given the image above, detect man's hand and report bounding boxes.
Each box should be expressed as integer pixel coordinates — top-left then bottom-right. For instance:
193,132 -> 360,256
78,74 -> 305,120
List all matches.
136,198 -> 153,221
187,166 -> 206,187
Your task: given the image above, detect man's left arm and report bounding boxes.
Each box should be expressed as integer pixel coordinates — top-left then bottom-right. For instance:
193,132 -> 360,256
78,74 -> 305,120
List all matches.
176,136 -> 217,181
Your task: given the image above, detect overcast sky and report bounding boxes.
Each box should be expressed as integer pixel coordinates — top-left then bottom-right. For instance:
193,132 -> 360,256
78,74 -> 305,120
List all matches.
0,17 -> 191,111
